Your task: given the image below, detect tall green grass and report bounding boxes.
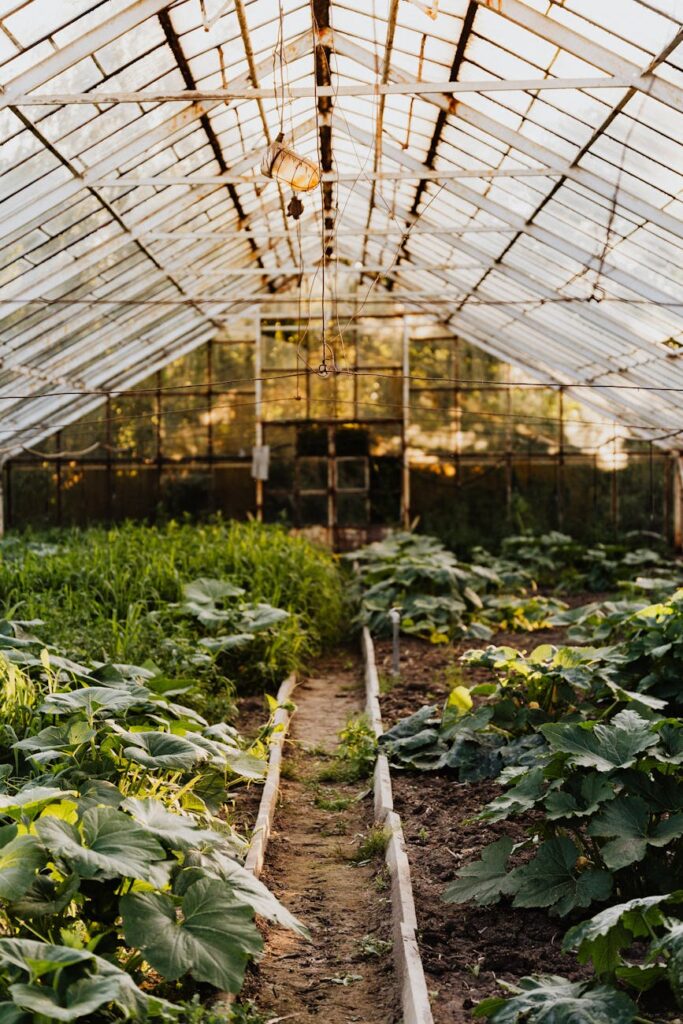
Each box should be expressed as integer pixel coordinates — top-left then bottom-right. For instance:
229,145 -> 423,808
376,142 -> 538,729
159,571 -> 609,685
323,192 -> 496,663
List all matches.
0,519 -> 343,706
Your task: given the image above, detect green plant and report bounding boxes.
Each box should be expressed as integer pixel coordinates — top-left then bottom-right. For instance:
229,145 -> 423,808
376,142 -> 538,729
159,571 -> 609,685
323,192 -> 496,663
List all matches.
314,792 -> 354,812
0,520 -> 343,702
353,825 -> 390,863
444,709 -> 683,918
359,934 -> 392,958
474,975 -> 637,1024
0,624 -> 305,1020
317,716 -> 377,784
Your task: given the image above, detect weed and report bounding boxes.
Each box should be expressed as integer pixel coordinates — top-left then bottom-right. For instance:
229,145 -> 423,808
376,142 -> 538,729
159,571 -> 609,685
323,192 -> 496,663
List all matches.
317,715 -> 377,783
314,792 -> 354,812
0,520 -> 344,702
374,867 -> 390,892
352,824 -> 390,863
305,742 -> 331,757
417,826 -> 429,842
359,935 -> 392,958
280,761 -> 302,782
178,996 -> 235,1023
229,1001 -> 270,1024
378,672 -> 396,694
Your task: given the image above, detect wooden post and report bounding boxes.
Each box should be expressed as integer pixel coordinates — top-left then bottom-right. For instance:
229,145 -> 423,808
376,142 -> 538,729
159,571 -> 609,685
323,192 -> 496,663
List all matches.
505,368 -> 512,520
254,312 -> 264,522
207,339 -> 215,515
155,371 -> 163,507
327,423 -> 336,549
0,462 -> 5,538
673,452 -> 683,552
556,386 -> 565,530
401,317 -> 411,530
105,394 -> 113,522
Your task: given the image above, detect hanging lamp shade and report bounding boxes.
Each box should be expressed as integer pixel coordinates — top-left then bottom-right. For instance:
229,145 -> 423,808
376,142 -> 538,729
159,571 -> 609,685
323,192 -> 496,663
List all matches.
261,133 -> 320,192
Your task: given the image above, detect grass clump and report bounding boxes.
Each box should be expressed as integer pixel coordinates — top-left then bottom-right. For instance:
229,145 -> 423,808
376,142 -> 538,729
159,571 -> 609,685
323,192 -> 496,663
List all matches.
314,791 -> 355,812
316,715 -> 377,783
352,824 -> 390,864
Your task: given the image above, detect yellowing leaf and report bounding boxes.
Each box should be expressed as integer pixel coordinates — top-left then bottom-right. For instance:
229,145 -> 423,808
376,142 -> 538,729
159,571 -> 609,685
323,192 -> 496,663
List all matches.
448,686 -> 473,715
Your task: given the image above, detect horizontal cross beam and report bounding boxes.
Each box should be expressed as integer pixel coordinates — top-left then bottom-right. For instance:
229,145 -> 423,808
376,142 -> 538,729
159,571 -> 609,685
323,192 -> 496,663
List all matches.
1,74 -> 643,106
85,167 -> 566,187
138,226 -> 517,239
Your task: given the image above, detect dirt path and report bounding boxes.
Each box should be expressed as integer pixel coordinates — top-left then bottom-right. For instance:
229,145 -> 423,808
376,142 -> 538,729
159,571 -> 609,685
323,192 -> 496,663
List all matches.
241,649 -> 400,1024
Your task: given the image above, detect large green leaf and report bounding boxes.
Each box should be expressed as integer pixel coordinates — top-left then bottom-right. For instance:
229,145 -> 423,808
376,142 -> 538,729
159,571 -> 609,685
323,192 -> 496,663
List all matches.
9,873 -> 80,919
474,975 -> 636,1024
541,710 -> 657,772
480,768 -> 545,823
236,604 -> 289,632
183,578 -> 245,604
38,686 -> 149,717
8,979 -> 121,1022
116,729 -> 207,770
544,774 -> 615,821
0,940 -> 178,1020
0,787 -> 74,822
199,634 -> 255,653
588,796 -> 683,870
36,807 -> 169,886
0,939 -> 92,980
186,850 -> 308,937
443,838 -> 516,907
511,837 -> 612,917
0,1004 -> 27,1024
563,893 -> 679,975
120,877 -> 262,991
0,826 -> 46,901
121,797 -> 221,850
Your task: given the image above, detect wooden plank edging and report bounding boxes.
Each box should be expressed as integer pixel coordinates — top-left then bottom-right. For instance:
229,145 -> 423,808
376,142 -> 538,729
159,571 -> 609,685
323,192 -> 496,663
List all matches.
361,627 -> 435,1024
214,672 -> 297,1014
244,671 -> 298,878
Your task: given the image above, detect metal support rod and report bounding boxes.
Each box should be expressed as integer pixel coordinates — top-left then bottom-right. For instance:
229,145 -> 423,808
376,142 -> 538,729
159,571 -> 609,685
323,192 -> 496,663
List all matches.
207,340 -> 215,516
611,434 -> 619,536
254,314 -> 264,523
390,607 -> 401,677
88,166 -> 565,187
155,371 -> 163,504
55,431 -> 63,527
505,366 -> 512,519
401,316 -> 411,530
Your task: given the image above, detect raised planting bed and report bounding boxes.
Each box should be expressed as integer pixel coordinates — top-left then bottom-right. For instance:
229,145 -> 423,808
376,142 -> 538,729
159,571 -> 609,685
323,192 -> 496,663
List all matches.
373,632 -> 683,1024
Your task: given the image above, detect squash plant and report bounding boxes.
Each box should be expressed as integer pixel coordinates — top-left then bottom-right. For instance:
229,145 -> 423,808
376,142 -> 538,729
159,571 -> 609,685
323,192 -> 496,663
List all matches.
0,620 -> 304,1020
348,532 -> 564,643
444,710 -> 683,916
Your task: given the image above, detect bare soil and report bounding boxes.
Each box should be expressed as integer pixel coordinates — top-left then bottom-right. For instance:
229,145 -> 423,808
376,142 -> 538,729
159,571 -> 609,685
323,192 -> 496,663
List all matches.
241,649 -> 400,1023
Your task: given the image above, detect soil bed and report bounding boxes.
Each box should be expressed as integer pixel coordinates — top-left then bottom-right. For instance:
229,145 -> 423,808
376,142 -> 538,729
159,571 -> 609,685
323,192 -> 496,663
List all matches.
242,648 -> 401,1023
373,630 -> 590,1023
374,624 -> 683,1023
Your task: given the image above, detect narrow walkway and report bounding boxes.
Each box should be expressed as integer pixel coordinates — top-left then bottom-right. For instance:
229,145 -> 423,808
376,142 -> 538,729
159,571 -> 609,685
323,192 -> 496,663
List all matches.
242,649 -> 400,1024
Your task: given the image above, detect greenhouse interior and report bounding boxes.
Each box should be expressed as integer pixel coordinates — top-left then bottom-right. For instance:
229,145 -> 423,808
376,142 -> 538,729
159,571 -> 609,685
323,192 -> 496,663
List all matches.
2,1 -> 683,1022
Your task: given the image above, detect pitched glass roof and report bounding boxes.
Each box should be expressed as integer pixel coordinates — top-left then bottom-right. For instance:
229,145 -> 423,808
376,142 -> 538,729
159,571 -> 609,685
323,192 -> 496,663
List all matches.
1,0 -> 682,453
